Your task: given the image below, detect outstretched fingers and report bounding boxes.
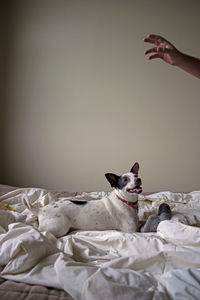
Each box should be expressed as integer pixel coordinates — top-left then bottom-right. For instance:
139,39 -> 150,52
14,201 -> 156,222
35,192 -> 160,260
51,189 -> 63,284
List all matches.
143,34 -> 170,46
144,44 -> 170,60
144,47 -> 157,55
144,46 -> 163,60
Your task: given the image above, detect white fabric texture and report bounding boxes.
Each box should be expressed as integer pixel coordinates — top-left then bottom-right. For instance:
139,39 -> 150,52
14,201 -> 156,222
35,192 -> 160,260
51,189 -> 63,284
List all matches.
0,188 -> 200,300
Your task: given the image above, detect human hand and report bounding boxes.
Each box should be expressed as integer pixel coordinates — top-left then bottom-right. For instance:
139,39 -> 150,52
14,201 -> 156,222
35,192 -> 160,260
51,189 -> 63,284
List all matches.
143,34 -> 182,66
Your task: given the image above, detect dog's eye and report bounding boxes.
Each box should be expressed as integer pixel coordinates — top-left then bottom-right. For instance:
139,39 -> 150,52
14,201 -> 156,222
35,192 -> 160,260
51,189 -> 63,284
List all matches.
123,177 -> 128,182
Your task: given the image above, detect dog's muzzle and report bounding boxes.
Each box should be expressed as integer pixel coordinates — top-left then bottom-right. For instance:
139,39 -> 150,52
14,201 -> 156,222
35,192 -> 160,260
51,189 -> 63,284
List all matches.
123,176 -> 142,194
132,178 -> 142,194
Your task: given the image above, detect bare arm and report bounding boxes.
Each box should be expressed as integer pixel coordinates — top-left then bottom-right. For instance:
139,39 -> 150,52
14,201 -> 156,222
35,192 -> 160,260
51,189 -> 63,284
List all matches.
143,34 -> 200,79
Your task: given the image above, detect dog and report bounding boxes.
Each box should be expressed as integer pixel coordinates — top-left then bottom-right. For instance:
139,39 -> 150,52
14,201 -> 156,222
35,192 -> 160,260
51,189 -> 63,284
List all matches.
23,162 -> 142,237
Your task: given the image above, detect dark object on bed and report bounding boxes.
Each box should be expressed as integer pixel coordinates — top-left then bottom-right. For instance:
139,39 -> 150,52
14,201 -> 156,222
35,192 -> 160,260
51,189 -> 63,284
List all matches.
140,203 -> 171,232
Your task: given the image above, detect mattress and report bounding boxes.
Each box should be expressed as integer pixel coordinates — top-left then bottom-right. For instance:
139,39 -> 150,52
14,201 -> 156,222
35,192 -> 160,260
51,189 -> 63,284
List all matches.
1,184 -> 200,300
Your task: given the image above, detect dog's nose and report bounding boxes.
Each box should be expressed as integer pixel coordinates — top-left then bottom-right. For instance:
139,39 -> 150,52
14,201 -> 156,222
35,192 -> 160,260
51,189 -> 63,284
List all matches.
136,178 -> 141,186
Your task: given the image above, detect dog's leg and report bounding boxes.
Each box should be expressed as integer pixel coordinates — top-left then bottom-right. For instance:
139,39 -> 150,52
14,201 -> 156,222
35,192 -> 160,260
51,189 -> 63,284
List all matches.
38,216 -> 71,238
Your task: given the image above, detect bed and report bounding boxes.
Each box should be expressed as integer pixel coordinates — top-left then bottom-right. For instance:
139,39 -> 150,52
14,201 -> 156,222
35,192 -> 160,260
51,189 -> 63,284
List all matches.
0,184 -> 200,300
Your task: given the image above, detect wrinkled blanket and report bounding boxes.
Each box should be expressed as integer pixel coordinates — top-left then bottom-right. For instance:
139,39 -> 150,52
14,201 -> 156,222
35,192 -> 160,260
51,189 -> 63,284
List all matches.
0,188 -> 200,300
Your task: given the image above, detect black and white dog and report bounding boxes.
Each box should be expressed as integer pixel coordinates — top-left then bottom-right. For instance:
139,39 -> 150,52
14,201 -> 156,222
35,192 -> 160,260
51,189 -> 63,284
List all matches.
23,162 -> 142,237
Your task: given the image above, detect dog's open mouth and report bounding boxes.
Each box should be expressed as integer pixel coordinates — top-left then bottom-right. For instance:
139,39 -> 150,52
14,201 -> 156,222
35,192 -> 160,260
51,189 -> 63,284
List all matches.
127,187 -> 142,194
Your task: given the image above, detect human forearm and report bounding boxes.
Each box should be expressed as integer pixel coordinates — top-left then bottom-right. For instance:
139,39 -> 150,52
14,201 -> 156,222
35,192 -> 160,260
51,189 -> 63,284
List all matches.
175,52 -> 200,79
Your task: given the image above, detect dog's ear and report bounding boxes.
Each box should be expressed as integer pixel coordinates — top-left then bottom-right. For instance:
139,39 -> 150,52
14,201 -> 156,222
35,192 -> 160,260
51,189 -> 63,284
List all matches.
105,173 -> 120,188
130,162 -> 139,175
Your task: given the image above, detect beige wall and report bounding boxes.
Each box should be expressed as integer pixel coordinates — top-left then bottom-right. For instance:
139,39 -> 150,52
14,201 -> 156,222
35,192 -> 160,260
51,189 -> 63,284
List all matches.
0,12 -> 2,182
0,2 -> 8,182
2,0 -> 200,192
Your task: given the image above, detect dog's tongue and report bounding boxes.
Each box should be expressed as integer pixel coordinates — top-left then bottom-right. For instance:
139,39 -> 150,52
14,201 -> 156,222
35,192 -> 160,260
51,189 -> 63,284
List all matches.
133,187 -> 142,194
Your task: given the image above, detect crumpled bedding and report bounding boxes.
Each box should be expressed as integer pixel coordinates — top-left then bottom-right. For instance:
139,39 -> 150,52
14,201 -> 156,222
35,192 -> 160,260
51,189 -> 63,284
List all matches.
0,187 -> 200,300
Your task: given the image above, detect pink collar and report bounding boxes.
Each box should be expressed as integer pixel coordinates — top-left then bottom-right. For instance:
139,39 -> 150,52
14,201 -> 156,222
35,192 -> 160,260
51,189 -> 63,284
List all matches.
115,194 -> 138,213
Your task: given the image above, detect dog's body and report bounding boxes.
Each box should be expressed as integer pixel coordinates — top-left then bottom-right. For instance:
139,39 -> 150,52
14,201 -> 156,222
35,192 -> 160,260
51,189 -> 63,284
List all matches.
23,162 -> 142,237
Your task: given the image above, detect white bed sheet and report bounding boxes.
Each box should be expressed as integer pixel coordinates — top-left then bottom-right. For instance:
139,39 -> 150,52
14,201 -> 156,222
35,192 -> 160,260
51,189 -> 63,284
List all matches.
0,188 -> 200,300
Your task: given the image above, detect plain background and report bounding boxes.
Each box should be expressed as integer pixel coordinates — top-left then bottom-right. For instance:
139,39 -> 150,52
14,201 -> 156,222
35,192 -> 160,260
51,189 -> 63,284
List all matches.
1,0 -> 200,193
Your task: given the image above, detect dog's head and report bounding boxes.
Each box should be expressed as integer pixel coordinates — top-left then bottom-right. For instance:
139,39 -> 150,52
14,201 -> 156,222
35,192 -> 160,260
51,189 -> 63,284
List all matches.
105,162 -> 142,195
